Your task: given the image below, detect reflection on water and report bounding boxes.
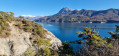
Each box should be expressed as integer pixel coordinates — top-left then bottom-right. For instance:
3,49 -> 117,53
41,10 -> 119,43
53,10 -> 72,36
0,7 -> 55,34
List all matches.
40,22 -> 119,41
39,22 -> 119,51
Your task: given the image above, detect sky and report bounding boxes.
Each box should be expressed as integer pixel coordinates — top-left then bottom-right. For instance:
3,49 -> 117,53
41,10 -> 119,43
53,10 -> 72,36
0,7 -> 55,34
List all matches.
0,0 -> 119,17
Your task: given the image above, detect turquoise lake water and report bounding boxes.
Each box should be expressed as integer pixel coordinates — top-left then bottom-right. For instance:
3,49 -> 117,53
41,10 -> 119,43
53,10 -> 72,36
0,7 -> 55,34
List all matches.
39,22 -> 119,50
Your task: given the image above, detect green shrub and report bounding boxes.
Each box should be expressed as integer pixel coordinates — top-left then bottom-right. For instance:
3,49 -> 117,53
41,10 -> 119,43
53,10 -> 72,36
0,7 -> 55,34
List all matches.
23,49 -> 35,56
0,15 -> 3,19
17,23 -> 22,28
0,27 -> 3,34
2,11 -> 45,38
6,32 -> 11,36
32,32 -> 37,35
36,38 -> 51,46
59,41 -> 74,56
15,17 -> 45,38
35,27 -> 44,37
0,18 -> 10,35
24,26 -> 32,32
2,26 -> 7,30
6,15 -> 13,22
19,16 -> 24,19
43,48 -> 51,56
74,26 -> 119,56
9,12 -> 14,17
36,30 -> 43,37
23,48 -> 52,56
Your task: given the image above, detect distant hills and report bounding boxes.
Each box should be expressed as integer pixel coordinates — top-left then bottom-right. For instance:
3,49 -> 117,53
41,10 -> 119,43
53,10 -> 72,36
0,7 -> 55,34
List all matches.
35,7 -> 119,23
21,15 -> 44,21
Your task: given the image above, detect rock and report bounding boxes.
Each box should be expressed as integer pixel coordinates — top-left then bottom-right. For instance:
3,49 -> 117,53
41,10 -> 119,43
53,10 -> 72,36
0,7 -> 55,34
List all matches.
0,22 -> 62,56
44,29 -> 62,49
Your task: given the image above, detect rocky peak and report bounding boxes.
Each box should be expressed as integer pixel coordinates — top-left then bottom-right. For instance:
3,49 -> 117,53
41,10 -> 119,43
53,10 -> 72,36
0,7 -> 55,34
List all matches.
58,7 -> 73,14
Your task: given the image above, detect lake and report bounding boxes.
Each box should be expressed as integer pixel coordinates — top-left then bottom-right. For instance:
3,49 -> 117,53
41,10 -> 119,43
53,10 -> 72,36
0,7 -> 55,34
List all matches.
39,22 -> 119,50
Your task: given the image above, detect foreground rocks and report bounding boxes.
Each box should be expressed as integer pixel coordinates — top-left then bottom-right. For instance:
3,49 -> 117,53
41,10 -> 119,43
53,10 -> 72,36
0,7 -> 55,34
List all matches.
0,22 -> 62,56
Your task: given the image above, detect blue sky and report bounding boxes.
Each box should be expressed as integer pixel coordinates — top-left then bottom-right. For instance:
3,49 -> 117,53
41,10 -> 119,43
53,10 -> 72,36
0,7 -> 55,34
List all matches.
0,0 -> 119,16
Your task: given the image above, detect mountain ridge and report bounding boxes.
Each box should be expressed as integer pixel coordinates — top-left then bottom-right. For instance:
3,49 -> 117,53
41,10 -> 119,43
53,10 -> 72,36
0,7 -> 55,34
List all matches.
35,7 -> 119,23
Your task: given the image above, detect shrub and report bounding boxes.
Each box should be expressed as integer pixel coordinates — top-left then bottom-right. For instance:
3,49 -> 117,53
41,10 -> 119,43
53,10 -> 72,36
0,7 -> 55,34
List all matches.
36,30 -> 43,37
59,41 -> 74,56
19,16 -> 24,19
17,23 -> 22,28
74,26 -> 119,56
32,32 -> 37,35
43,48 -> 51,56
6,32 -> 11,36
35,27 -> 44,37
25,48 -> 52,56
0,18 -> 10,35
0,15 -> 3,19
36,38 -> 51,46
6,15 -> 13,22
23,49 -> 35,56
24,26 -> 32,32
0,27 -> 3,34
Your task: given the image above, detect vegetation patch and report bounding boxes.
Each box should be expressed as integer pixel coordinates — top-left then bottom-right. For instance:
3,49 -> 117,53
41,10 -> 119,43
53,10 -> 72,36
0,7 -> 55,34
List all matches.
15,16 -> 45,38
36,38 -> 51,46
23,49 -> 36,56
0,11 -> 14,37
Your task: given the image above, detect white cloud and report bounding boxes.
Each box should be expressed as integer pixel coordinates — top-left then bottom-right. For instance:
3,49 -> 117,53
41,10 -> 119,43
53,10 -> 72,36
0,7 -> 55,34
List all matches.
19,15 -> 44,20
21,15 -> 36,17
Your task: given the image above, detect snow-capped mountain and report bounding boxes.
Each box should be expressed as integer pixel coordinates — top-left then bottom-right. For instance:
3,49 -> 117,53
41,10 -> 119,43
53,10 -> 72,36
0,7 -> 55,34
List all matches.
20,15 -> 44,21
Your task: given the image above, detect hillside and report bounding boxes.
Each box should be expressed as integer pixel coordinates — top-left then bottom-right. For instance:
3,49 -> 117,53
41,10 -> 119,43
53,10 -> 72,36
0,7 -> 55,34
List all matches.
35,7 -> 119,23
0,11 -> 61,56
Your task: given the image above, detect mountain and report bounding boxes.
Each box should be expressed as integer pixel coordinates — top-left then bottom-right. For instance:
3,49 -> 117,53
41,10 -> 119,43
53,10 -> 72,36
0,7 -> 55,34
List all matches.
57,7 -> 73,14
35,7 -> 119,23
20,15 -> 44,21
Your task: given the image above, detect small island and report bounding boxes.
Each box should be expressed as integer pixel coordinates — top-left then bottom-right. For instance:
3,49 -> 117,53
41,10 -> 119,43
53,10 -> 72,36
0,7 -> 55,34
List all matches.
45,25 -> 53,26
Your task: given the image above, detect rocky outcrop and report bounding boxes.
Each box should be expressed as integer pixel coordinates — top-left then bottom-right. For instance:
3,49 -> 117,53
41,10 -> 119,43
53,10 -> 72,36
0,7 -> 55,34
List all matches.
44,29 -> 62,48
0,22 -> 62,56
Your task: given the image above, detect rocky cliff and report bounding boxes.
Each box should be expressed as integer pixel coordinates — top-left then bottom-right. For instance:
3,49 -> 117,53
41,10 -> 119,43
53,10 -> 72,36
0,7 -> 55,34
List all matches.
0,21 -> 61,56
